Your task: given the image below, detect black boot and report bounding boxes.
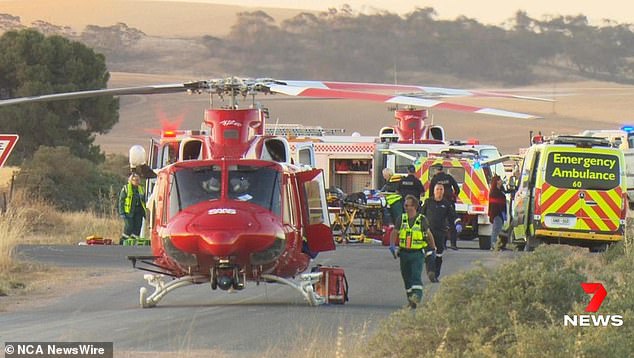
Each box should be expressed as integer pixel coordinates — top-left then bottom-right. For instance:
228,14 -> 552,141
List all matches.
425,254 -> 437,282
435,256 -> 443,281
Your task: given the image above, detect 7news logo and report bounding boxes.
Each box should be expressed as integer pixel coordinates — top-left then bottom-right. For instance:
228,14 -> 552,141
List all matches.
563,283 -> 624,327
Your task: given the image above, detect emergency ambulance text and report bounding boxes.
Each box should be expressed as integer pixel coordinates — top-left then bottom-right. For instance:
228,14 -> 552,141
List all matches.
546,152 -> 620,190
552,153 -> 616,169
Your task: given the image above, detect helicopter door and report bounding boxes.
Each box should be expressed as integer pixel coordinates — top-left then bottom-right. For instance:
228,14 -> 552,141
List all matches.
296,169 -> 336,253
294,142 -> 315,167
149,138 -> 159,170
145,138 -> 160,197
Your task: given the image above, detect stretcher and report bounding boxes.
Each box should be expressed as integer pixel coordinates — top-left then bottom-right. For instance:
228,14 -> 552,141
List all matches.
329,201 -> 385,244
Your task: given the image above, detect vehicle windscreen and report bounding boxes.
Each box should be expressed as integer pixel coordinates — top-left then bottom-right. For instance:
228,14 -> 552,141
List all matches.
395,150 -> 428,174
446,167 -> 465,184
480,148 -> 505,178
228,164 -> 281,216
545,151 -> 620,190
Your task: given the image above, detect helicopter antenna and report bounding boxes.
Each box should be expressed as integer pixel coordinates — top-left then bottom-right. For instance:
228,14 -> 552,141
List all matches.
393,63 -> 399,111
230,77 -> 237,109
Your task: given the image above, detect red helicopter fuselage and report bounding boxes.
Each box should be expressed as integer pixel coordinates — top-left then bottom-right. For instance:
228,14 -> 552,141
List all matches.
140,108 -> 334,292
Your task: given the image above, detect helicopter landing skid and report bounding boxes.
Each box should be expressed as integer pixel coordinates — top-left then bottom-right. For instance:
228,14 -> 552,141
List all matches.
139,274 -> 208,308
261,273 -> 325,306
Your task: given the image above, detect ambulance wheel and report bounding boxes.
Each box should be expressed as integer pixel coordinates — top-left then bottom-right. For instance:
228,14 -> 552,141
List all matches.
525,236 -> 541,252
478,235 -> 491,250
589,244 -> 608,253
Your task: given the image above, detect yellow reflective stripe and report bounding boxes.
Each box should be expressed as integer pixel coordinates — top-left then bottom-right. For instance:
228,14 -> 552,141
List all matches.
536,229 -> 623,241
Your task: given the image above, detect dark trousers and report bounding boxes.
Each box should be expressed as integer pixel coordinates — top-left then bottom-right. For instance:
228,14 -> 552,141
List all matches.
448,201 -> 458,247
428,229 -> 446,279
123,210 -> 144,237
399,249 -> 424,303
386,200 -> 403,226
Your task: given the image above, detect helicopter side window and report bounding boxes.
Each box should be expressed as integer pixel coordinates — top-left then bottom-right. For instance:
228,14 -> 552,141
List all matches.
171,165 -> 222,213
168,173 -> 180,220
182,140 -> 202,160
228,165 -> 281,216
161,142 -> 179,167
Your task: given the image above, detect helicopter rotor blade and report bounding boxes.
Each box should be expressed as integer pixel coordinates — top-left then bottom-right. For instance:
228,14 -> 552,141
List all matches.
0,76 -> 544,119
266,83 -> 541,119
0,82 -> 209,107
277,80 -> 553,102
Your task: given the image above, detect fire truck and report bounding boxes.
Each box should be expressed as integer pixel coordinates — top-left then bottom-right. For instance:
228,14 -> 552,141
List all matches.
277,109 -> 447,194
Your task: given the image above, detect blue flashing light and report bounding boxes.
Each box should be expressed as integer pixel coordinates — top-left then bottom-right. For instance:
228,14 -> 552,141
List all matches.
621,125 -> 634,133
473,161 -> 481,170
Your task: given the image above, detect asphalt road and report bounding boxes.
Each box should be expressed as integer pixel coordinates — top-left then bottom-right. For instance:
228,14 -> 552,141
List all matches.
2,241 -> 509,357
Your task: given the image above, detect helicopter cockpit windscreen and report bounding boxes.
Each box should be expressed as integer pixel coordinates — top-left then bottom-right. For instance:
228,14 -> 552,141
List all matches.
171,165 -> 222,213
169,163 -> 282,216
228,164 -> 281,216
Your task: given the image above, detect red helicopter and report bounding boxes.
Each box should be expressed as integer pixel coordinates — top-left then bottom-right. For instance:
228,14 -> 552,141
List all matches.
0,77 -> 547,307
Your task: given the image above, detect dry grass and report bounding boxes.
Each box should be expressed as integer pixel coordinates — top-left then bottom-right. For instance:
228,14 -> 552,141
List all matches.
0,205 -> 35,296
0,166 -> 19,187
8,190 -> 122,245
0,191 -> 122,302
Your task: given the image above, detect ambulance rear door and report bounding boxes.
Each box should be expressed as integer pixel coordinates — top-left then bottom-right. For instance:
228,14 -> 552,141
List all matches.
539,147 -> 625,239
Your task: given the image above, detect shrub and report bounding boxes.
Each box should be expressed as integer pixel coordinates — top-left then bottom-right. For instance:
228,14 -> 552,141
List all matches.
367,245 -> 631,357
14,146 -> 125,211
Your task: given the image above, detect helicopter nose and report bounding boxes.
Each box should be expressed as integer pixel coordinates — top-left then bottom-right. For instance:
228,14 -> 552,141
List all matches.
170,205 -> 285,258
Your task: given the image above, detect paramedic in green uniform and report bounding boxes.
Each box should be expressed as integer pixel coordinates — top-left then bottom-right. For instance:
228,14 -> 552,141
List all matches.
118,173 -> 146,243
389,195 -> 436,308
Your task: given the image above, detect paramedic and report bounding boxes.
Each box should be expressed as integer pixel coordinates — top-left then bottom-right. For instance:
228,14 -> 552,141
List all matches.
381,167 -> 402,225
428,163 -> 461,250
389,195 -> 436,308
398,165 -> 424,205
422,183 -> 462,282
118,173 -> 146,243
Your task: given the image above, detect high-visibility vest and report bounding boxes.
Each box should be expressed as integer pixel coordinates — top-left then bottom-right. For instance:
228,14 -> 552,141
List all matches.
123,183 -> 146,214
398,213 -> 427,249
384,175 -> 402,206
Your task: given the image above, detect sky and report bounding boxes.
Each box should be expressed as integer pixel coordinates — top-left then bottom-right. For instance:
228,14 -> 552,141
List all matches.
161,0 -> 634,25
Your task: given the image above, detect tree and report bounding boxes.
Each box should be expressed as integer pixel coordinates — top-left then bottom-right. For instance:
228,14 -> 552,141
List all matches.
15,146 -> 125,211
0,29 -> 118,163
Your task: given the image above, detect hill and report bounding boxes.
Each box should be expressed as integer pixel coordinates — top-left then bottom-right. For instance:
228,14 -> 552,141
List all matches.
0,0 -> 305,37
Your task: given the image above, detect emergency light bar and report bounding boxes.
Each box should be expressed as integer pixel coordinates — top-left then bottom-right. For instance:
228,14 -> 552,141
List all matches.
162,130 -> 208,138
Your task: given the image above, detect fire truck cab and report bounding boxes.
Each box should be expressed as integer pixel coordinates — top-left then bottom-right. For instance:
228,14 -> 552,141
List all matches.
414,149 -> 495,249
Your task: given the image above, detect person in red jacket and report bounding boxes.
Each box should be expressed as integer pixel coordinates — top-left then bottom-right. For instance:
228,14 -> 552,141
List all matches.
488,175 -> 507,251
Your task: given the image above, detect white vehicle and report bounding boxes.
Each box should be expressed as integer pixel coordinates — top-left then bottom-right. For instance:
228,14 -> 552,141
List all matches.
579,127 -> 634,208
